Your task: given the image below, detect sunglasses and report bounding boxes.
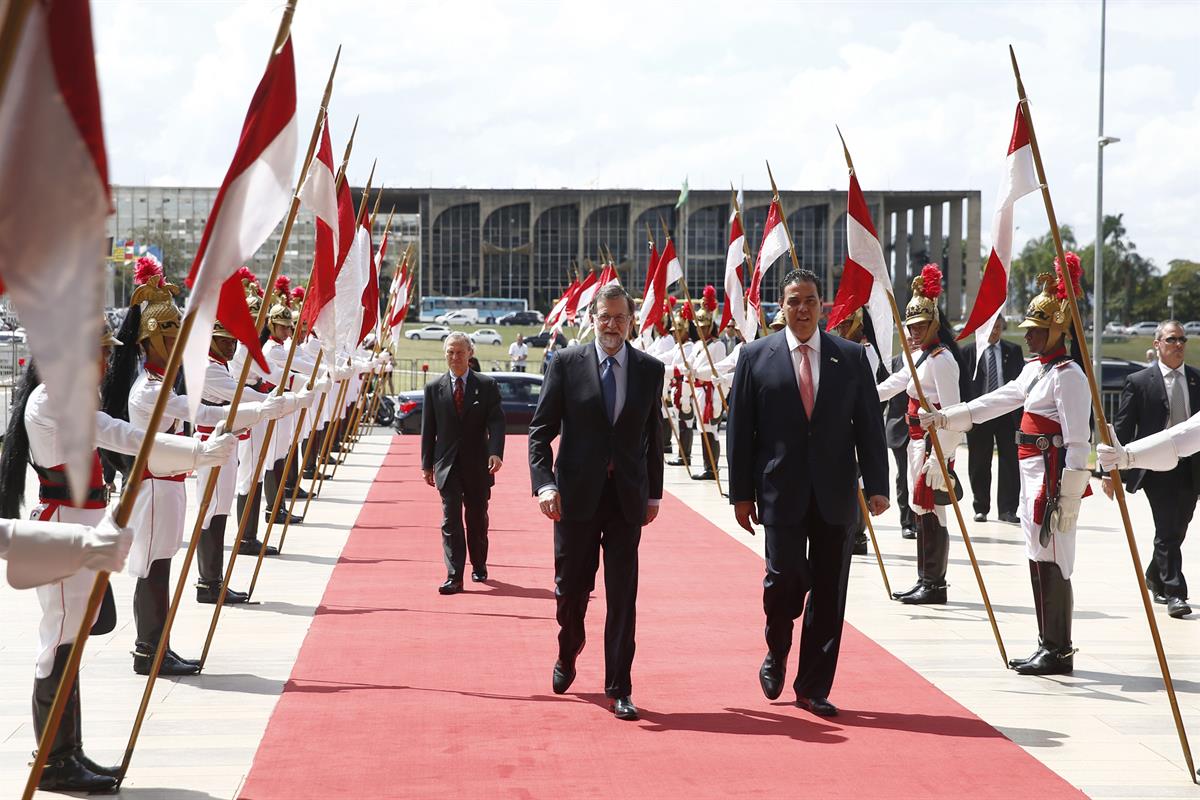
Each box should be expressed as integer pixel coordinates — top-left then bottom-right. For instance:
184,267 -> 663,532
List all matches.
1161,336 -> 1188,345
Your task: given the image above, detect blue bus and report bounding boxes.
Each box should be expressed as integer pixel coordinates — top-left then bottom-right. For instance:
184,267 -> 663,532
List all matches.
418,296 -> 529,324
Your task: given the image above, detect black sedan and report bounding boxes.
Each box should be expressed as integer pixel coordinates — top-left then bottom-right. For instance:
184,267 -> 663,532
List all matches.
525,330 -> 567,348
497,310 -> 544,326
393,371 -> 545,435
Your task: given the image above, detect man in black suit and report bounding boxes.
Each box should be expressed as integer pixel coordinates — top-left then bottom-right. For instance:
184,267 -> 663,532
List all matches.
421,332 -> 505,595
727,269 -> 889,718
1109,320 -> 1199,618
884,355 -> 916,539
528,284 -> 665,722
960,317 -> 1024,523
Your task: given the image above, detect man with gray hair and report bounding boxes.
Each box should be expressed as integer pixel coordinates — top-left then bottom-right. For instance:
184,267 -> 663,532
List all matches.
422,331 -> 506,595
1106,319 -> 1199,618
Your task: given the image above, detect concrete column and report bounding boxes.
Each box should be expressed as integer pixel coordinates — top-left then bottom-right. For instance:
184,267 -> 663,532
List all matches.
948,199 -> 963,319
527,201 -> 535,306
882,210 -> 893,285
824,198 -> 842,301
965,193 -> 982,313
892,207 -> 909,305
930,202 -> 947,315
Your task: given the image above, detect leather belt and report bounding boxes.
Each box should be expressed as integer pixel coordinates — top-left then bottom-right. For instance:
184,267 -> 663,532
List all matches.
1015,431 -> 1064,451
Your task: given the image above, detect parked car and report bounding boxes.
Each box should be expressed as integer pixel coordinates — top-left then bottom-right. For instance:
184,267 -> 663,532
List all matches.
1100,357 -> 1145,391
525,330 -> 567,348
1124,321 -> 1159,336
1184,321 -> 1200,336
392,372 -> 545,435
406,324 -> 452,341
469,328 -> 502,346
0,329 -> 26,344
497,310 -> 544,326
434,308 -> 479,325
1103,321 -> 1127,335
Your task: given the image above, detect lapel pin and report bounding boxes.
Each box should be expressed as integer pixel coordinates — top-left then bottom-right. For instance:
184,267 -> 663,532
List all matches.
830,357 -> 839,364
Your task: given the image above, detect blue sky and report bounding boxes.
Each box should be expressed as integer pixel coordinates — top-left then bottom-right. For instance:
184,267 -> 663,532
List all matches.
92,0 -> 1199,267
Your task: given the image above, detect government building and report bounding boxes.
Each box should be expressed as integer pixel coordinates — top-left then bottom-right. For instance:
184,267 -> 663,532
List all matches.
106,185 -> 981,317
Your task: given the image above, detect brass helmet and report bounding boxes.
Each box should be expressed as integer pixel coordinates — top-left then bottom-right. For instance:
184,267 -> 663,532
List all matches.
904,264 -> 943,348
267,275 -> 295,330
236,266 -> 263,317
672,299 -> 693,342
769,308 -> 786,331
130,256 -> 181,362
836,307 -> 864,341
1020,251 -> 1082,350
693,285 -> 718,338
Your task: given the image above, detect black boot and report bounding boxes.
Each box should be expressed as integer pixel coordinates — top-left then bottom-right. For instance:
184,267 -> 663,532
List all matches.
197,514 -> 227,588
285,454 -> 310,500
263,464 -> 302,527
668,424 -> 693,467
900,515 -> 948,605
692,433 -> 719,479
1009,561 -> 1046,668
196,580 -> 249,605
1015,562 -> 1074,675
36,753 -> 117,793
32,644 -> 115,792
132,646 -> 201,676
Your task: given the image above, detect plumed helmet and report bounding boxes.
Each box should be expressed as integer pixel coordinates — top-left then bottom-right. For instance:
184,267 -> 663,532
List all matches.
267,275 -> 295,328
693,285 -> 718,335
904,264 -> 943,348
130,256 -> 181,346
1020,251 -> 1082,346
769,308 -> 786,331
237,267 -> 263,316
837,307 -> 865,341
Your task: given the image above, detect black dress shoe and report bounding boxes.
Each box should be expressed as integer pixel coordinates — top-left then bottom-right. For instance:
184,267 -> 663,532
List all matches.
1168,597 -> 1192,618
471,570 -> 488,582
37,753 -> 118,792
611,696 -> 639,721
973,512 -> 987,522
891,581 -> 922,600
552,659 -> 577,695
1151,591 -> 1168,605
1008,646 -> 1044,670
74,748 -> 120,778
851,533 -> 868,555
691,470 -> 715,481
998,511 -> 1020,524
759,653 -> 785,700
796,696 -> 839,717
239,539 -> 280,557
899,583 -> 947,605
666,458 -> 690,467
901,526 -> 917,540
287,484 -> 312,500
133,649 -> 200,676
1014,647 -> 1073,676
438,580 -> 463,595
265,511 -> 303,526
196,582 -> 249,605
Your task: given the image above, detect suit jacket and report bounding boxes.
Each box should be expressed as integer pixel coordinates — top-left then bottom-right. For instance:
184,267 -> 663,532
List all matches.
959,339 -> 1025,426
527,343 -> 665,524
1113,363 -> 1200,494
726,329 -> 889,527
420,370 -> 506,492
884,354 -> 910,450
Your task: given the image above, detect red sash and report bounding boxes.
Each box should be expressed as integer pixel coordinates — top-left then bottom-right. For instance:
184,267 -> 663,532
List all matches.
1020,411 -> 1091,524
697,380 -> 715,424
35,453 -> 107,510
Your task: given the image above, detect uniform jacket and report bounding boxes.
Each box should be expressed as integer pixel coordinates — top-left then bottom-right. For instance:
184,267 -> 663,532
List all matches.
959,339 -> 1025,423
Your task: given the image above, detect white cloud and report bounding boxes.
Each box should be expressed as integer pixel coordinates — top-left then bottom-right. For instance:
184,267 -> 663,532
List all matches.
92,0 -> 1199,266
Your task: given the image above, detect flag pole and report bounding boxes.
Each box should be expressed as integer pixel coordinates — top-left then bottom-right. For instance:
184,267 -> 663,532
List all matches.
338,187 -> 386,452
20,8 -> 304,797
813,142 -> 1007,665
659,218 -> 723,495
730,184 -> 766,334
1010,45 -> 1196,782
344,191 -> 389,447
360,214 -> 401,433
0,0 -> 34,111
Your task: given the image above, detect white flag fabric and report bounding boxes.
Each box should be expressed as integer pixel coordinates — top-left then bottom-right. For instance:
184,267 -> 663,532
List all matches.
182,37 -> 298,422
722,212 -> 755,341
0,0 -> 109,503
663,248 -> 683,289
334,225 -> 371,359
747,199 -> 789,316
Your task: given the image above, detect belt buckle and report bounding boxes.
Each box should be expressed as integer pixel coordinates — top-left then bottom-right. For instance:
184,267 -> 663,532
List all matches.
1035,435 -> 1050,451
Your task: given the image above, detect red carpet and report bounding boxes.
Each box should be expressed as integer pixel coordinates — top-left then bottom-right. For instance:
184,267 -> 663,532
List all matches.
240,435 -> 1084,799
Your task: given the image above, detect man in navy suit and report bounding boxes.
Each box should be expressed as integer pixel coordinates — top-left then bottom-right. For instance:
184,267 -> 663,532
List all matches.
1109,320 -> 1200,618
528,284 -> 665,722
727,269 -> 889,717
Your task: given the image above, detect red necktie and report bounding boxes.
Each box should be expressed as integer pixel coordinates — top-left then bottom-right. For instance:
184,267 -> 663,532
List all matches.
798,344 -> 814,418
453,377 -> 464,415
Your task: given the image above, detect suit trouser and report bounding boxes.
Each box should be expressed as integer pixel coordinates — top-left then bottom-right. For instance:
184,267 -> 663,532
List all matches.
966,416 -> 1019,516
763,490 -> 854,699
439,471 -> 490,580
891,444 -> 913,530
1143,467 -> 1197,600
554,477 -> 641,698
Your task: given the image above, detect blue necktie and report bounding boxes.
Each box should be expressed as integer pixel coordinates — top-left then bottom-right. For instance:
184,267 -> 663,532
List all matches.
601,356 -> 617,423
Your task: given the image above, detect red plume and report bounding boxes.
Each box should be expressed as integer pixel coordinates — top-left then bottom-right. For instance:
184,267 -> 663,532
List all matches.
666,295 -> 677,309
702,284 -> 717,311
1054,251 -> 1083,300
292,286 -> 306,302
235,266 -> 256,283
274,274 -> 291,296
680,302 -> 694,321
920,264 -> 943,299
134,256 -> 163,285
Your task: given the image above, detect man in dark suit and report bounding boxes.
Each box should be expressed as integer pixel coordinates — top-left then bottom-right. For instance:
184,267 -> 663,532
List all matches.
528,284 -> 665,722
421,332 -> 505,595
727,269 -> 889,718
1110,320 -> 1199,618
884,354 -> 916,539
960,317 -> 1024,523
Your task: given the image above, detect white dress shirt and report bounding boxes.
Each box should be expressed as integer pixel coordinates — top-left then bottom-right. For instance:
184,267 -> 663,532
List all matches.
783,325 -> 820,399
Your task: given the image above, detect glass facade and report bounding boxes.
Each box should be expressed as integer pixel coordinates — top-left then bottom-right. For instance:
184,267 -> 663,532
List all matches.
532,204 -> 579,310
482,203 -> 532,301
582,204 -> 629,274
429,204 -> 481,297
684,204 -> 728,297
631,205 -> 676,294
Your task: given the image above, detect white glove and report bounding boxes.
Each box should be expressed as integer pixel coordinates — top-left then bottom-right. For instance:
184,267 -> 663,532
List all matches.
196,422 -> 238,467
335,366 -> 354,381
1051,468 -> 1092,535
920,457 -> 949,492
1095,439 -> 1129,472
313,376 -> 333,394
259,393 -> 288,420
918,409 -> 947,430
81,514 -> 133,574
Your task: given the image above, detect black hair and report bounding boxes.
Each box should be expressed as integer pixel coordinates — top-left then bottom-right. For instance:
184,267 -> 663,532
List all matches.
99,305 -> 143,477
0,361 -> 40,518
780,268 -> 823,299
934,315 -> 961,360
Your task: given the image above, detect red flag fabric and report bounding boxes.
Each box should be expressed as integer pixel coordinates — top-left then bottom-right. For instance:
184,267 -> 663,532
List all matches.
543,280 -> 577,331
638,242 -> 662,335
359,226 -> 384,344
334,177 -> 355,274
182,36 -> 297,421
641,240 -> 673,335
567,271 -> 597,321
299,117 -> 338,335
746,199 -> 789,316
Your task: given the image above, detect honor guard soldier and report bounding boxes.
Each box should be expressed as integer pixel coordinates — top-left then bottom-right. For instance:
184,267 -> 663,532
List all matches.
689,285 -> 726,481
922,254 -> 1093,675
663,302 -> 696,468
877,266 -> 963,605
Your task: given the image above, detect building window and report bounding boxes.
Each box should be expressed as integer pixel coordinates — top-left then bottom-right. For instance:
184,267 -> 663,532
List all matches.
582,204 -> 629,274
532,204 -> 578,311
631,204 -> 676,294
482,203 -> 531,300
684,204 -> 728,298
430,203 -> 481,298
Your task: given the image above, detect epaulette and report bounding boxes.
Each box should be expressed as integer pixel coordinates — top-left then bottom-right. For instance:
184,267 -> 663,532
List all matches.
930,345 -> 946,357
1053,360 -> 1075,371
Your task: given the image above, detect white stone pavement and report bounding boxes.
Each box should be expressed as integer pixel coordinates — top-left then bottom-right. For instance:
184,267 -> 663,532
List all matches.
0,432 -> 1197,799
